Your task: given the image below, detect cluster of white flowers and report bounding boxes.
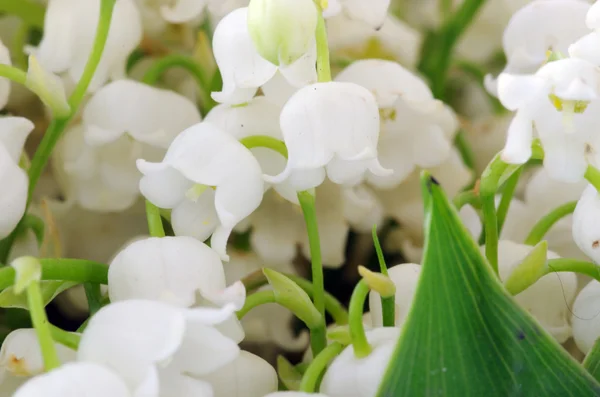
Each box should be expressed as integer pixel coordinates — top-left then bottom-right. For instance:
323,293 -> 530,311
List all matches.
5,0 -> 600,395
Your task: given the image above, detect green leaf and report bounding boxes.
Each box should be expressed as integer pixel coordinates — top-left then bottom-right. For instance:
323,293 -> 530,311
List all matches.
0,281 -> 77,309
277,355 -> 303,391
584,339 -> 600,383
377,173 -> 600,396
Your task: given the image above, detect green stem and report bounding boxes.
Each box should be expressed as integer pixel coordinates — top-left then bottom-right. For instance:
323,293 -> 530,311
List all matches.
524,201 -> 577,246
348,280 -> 372,358
544,259 -> 600,283
0,259 -> 109,290
454,130 -> 476,173
145,200 -> 166,238
0,63 -> 27,84
50,325 -> 81,350
236,290 -> 276,319
0,0 -> 45,29
297,191 -> 325,319
239,135 -> 288,158
585,165 -> 600,193
83,283 -> 103,315
314,3 -> 332,82
418,0 -> 486,98
141,54 -> 215,115
299,342 -> 344,392
239,270 -> 349,325
496,166 -> 522,234
21,214 -> 45,247
453,190 -> 481,210
11,22 -> 30,70
372,225 -> 395,327
27,280 -> 60,370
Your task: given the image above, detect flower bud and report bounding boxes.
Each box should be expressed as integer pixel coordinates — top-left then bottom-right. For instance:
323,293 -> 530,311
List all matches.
10,256 -> 41,294
247,0 -> 318,66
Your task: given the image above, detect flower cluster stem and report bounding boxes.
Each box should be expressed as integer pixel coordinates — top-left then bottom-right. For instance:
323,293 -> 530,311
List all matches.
27,279 -> 60,370
349,280 -> 372,358
50,325 -> 81,350
585,165 -> 600,193
314,3 -> 331,83
300,342 -> 343,392
524,201 -> 577,246
145,200 -> 166,238
372,225 -> 395,327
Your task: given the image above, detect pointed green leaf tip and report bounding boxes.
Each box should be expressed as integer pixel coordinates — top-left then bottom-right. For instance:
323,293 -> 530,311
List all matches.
377,174 -> 600,396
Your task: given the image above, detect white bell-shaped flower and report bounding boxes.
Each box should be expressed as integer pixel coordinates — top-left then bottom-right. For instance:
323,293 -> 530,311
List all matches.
12,362 -> 133,397
324,0 -> 391,29
137,122 -> 264,261
485,0 -> 590,94
572,279 -> 600,354
266,81 -> 390,190
78,300 -> 237,395
492,240 -> 577,342
573,184 -> 600,263
569,0 -> 600,66
0,117 -> 34,238
369,263 -> 421,328
108,236 -> 244,308
211,7 -> 317,105
336,59 -> 457,188
199,351 -> 278,397
247,0 -> 317,66
30,0 -> 142,91
320,327 -> 400,397
0,38 -> 11,110
0,329 -> 76,395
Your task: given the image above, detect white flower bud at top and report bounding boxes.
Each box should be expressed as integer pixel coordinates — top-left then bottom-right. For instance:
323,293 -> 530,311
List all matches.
247,0 -> 318,66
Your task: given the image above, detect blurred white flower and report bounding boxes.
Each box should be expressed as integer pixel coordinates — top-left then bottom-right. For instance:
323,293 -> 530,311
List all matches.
0,117 -> 34,239
490,240 -> 577,342
30,0 -> 143,91
573,184 -> 600,264
212,7 -> 317,105
78,300 -> 237,396
138,122 -> 264,261
54,80 -> 201,212
12,362 -> 133,397
336,59 -> 458,188
198,351 -> 278,397
266,81 -> 390,190
320,327 -> 400,397
324,0 -> 391,29
369,263 -> 421,328
572,279 -> 600,354
0,329 -> 76,395
569,0 -> 600,66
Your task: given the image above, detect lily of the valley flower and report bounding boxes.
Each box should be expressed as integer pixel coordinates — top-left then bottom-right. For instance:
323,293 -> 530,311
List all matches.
336,59 -> 457,188
485,0 -> 590,94
0,117 -> 34,239
266,81 -> 390,190
30,0 -> 143,91
320,327 -> 400,397
323,0 -> 391,29
54,80 -> 201,212
569,0 -> 600,66
490,240 -> 577,342
572,279 -> 600,354
573,184 -> 600,264
369,263 -> 421,328
78,300 -> 238,396
497,58 -> 600,182
108,236 -> 245,309
137,122 -> 264,261
12,362 -> 133,397
0,329 -> 76,395
212,7 -> 317,105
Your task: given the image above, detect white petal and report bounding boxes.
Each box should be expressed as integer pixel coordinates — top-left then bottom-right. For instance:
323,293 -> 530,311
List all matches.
572,280 -> 600,353
497,73 -> 547,111
160,0 -> 208,23
171,192 -> 220,242
212,8 -> 277,105
0,117 -> 34,162
342,185 -> 383,232
587,0 -> 600,29
277,43 -> 318,87
541,130 -> 587,183
500,110 -> 533,165
108,236 -> 227,307
13,363 -> 132,397
261,71 -> 298,106
169,322 -> 239,376
340,0 -> 390,29
573,185 -> 600,264
205,97 -> 282,140
369,263 -> 420,327
569,32 -> 600,66
200,351 -> 278,397
78,300 -> 186,392
0,143 -> 27,238
83,80 -> 201,148
138,162 -> 192,209
158,369 -> 213,397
